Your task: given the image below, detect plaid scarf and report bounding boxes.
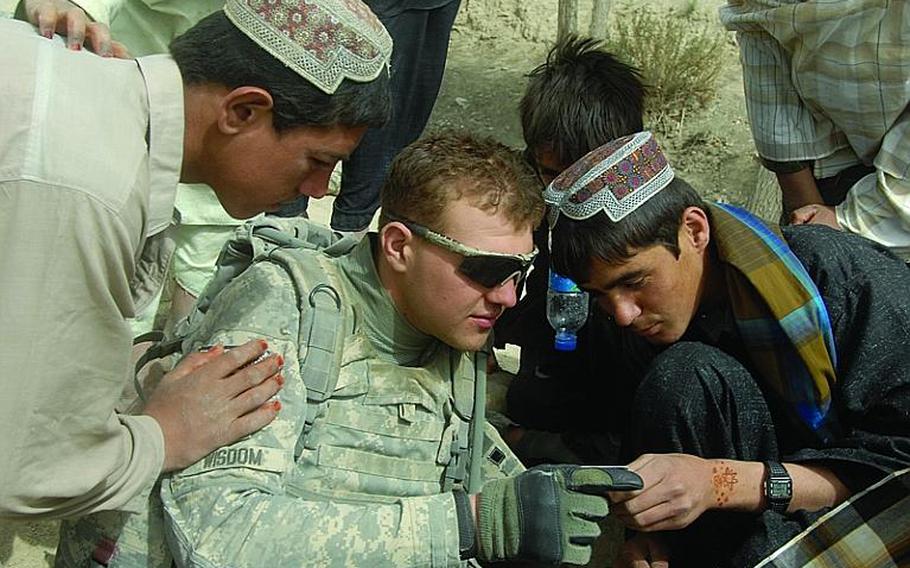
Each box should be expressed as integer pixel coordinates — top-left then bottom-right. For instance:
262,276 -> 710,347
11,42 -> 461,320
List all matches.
710,203 -> 838,442
756,468 -> 910,568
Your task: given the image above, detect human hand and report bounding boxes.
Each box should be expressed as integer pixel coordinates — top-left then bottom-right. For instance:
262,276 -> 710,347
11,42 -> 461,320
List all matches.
614,533 -> 670,568
776,167 -> 823,216
143,339 -> 285,472
20,0 -> 129,57
475,465 -> 642,565
609,453 -> 716,532
789,204 -> 842,230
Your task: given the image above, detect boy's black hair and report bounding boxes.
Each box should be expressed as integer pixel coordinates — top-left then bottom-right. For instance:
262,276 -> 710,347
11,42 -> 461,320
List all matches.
521,35 -> 646,165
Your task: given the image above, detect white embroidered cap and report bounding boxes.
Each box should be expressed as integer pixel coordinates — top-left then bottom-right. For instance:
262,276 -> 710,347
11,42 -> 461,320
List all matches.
224,0 -> 393,95
543,131 -> 675,227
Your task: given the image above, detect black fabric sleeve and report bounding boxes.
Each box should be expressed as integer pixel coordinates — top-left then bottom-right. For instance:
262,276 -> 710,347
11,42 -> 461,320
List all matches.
783,226 -> 910,493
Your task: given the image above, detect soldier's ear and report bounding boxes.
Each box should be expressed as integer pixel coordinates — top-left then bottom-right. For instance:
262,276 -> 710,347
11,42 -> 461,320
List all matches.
379,221 -> 415,273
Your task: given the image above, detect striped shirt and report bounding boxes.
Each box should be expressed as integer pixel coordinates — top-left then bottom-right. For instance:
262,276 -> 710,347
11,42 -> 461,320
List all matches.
720,0 -> 910,260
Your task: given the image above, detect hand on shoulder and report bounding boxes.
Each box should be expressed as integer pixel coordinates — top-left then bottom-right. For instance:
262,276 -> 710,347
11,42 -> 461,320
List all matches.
790,204 -> 842,230
20,0 -> 129,57
143,339 -> 285,471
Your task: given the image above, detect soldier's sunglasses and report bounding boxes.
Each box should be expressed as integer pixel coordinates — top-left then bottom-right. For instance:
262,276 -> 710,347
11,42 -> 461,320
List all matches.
387,214 -> 538,288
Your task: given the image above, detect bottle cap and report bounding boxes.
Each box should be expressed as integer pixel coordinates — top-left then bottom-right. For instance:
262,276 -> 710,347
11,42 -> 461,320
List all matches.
549,271 -> 581,293
554,331 -> 577,351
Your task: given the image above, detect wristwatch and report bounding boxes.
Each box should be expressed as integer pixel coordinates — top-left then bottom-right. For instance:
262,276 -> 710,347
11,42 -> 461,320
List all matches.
763,461 -> 792,514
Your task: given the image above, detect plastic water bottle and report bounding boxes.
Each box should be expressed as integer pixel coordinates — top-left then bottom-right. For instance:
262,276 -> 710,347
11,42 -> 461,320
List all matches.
546,271 -> 589,351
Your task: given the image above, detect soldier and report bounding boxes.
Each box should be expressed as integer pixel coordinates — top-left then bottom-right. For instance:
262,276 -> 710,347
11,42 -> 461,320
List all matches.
171,132 -> 645,567
0,0 -> 391,519
59,133 -> 639,567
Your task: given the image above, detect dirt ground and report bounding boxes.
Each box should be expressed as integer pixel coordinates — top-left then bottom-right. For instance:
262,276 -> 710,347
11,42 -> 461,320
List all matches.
0,1 -> 758,566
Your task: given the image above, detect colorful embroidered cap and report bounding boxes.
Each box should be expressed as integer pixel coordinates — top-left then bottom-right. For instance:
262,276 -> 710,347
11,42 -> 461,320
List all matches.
543,131 -> 674,227
224,0 -> 393,95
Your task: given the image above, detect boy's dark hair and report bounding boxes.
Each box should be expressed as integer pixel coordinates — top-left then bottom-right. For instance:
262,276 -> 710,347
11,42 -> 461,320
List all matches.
170,11 -> 390,133
550,177 -> 706,283
380,132 -> 544,232
521,35 -> 646,165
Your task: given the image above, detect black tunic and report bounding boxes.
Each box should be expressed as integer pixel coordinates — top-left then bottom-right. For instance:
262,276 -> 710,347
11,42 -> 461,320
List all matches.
634,225 -> 910,566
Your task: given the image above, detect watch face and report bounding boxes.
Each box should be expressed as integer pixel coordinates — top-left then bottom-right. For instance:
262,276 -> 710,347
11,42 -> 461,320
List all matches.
768,479 -> 792,500
765,462 -> 792,513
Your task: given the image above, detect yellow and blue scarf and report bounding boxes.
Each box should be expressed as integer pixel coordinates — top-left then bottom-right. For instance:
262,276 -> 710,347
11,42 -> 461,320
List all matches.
710,203 -> 838,442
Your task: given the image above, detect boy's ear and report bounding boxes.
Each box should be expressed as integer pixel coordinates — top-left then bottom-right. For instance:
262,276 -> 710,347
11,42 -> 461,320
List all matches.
217,86 -> 274,135
681,206 -> 711,252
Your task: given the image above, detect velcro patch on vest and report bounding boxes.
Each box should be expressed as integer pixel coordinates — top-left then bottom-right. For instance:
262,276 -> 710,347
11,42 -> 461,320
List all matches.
181,446 -> 292,476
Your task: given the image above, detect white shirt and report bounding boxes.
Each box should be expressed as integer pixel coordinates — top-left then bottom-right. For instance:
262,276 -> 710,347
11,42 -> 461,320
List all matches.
0,17 -> 183,518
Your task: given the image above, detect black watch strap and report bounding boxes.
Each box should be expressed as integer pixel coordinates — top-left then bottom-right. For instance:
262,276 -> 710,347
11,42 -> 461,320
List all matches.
764,461 -> 792,514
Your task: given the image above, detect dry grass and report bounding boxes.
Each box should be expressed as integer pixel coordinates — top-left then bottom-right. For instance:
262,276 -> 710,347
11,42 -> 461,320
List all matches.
604,4 -> 728,133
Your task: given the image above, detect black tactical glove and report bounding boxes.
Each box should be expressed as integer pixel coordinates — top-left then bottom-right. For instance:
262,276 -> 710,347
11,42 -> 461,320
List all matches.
455,464 -> 643,565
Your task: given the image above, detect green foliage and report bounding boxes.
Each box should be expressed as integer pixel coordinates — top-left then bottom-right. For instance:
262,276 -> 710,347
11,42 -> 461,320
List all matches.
680,0 -> 701,18
604,4 -> 727,131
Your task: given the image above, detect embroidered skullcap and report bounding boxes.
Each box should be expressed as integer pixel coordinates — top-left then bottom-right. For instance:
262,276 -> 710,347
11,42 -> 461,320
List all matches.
543,131 -> 674,227
224,0 -> 393,95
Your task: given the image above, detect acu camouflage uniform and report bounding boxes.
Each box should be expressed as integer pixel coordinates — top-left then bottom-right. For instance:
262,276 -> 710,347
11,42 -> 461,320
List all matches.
57,220 -> 523,568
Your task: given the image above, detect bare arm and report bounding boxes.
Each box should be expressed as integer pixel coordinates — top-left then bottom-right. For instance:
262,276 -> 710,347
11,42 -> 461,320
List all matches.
608,454 -> 851,532
777,166 -> 823,217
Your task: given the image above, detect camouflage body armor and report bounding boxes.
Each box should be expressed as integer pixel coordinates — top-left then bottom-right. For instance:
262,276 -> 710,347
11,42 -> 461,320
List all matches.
284,292 -> 521,505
